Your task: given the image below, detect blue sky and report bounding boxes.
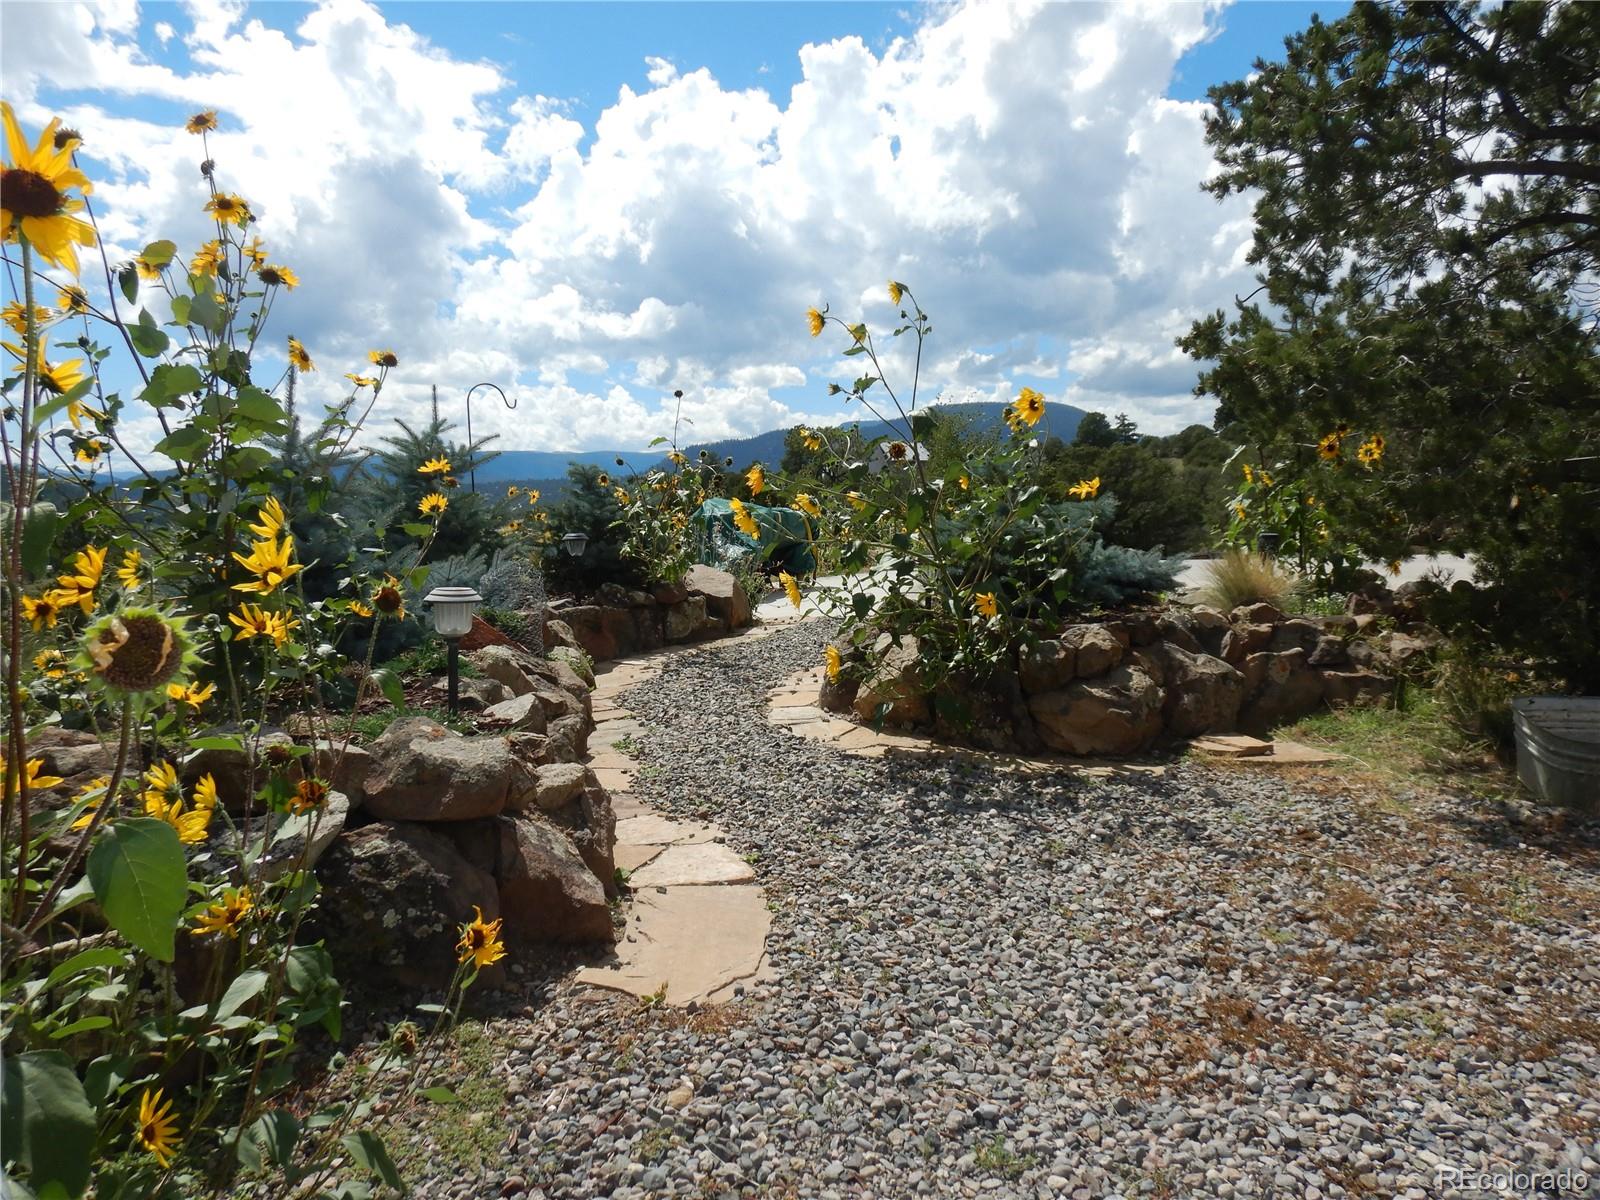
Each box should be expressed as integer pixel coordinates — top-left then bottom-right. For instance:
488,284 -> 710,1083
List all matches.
5,0 -> 1348,461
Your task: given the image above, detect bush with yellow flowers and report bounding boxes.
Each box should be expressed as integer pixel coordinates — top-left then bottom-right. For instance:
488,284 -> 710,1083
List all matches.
766,284 -> 1181,716
2,102 -> 487,1197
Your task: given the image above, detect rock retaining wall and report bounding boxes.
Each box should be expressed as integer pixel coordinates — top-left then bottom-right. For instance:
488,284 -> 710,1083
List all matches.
821,603 -> 1403,756
548,565 -> 752,662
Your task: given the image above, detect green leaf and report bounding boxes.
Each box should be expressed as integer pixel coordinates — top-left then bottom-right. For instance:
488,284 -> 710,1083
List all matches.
153,424 -> 211,462
118,264 -> 139,306
1,1051 -> 96,1199
234,386 -> 286,425
139,239 -> 177,268
86,818 -> 188,962
418,1086 -> 458,1104
648,435 -> 668,447
842,345 -> 867,357
50,1016 -> 114,1039
43,946 -> 128,991
19,503 -> 59,579
368,668 -> 404,710
188,735 -> 245,752
188,290 -> 226,333
169,295 -> 191,326
400,522 -> 433,537
140,363 -> 202,408
341,1131 -> 405,1192
129,310 -> 170,358
215,969 -> 270,1020
239,1108 -> 300,1171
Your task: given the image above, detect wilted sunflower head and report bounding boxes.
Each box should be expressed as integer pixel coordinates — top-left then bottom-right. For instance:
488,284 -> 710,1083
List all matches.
373,575 -> 405,617
79,605 -> 198,695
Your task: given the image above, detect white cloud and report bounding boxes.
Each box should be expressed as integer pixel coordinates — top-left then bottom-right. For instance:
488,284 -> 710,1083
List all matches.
6,0 -> 1256,457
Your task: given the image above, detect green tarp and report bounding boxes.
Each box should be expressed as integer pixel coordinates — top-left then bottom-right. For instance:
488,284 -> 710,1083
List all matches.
695,498 -> 817,576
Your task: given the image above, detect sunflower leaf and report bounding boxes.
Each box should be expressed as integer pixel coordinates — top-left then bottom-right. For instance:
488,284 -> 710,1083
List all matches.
1,1051 -> 96,1199
129,309 -> 170,358
86,818 -> 187,962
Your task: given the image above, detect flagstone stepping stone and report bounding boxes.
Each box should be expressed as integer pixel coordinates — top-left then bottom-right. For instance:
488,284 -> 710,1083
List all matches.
615,843 -> 664,873
575,883 -> 771,1004
591,766 -> 635,793
1221,738 -> 1344,765
614,813 -> 719,846
627,842 -> 755,888
609,792 -> 651,820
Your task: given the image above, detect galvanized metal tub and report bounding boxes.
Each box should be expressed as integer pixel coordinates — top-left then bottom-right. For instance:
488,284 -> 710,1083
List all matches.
1512,696 -> 1600,812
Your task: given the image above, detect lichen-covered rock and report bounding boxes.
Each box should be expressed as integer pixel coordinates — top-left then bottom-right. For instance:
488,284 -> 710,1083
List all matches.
665,595 -> 708,642
528,762 -> 587,812
852,635 -> 929,728
482,693 -> 548,733
547,645 -> 594,687
1028,664 -> 1165,755
685,564 -> 751,629
312,821 -> 502,989
362,717 -> 515,821
1019,639 -> 1076,693
497,815 -> 615,943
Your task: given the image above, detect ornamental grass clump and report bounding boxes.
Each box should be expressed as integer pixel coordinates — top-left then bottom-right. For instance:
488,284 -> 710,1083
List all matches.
2,100 -> 485,1198
1193,547 -> 1305,611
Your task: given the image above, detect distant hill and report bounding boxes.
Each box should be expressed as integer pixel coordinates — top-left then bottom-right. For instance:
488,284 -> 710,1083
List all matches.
484,401 -> 1088,494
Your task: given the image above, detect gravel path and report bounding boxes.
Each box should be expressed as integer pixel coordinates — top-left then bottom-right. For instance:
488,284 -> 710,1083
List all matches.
401,620 -> 1600,1200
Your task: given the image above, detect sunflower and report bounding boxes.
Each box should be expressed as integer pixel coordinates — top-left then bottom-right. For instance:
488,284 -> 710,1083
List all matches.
745,464 -> 765,495
596,472 -> 610,488
5,334 -> 87,396
888,280 -> 905,305
613,487 -> 630,504
806,307 -> 824,337
372,574 -> 405,619
343,372 -> 377,388
165,680 -> 215,710
287,336 -> 313,372
886,441 -> 909,462
229,603 -> 297,646
33,648 -> 70,679
242,236 -> 267,269
55,284 -> 89,316
794,493 -> 821,518
1258,470 -> 1274,488
2,102 -> 96,275
957,474 -> 970,491
1014,387 -> 1045,426
117,548 -> 142,589
1241,463 -> 1253,484
1,755 -> 64,797
824,645 -> 842,683
68,777 -> 111,829
1356,433 -> 1385,468
55,545 -> 107,614
729,497 -> 760,540
74,439 -> 108,464
780,571 -> 802,609
1067,477 -> 1100,500
133,1088 -> 181,1168
258,263 -> 298,289
368,348 -> 398,368
506,484 -> 520,497
845,491 -> 866,511
231,536 -> 302,595
141,764 -> 215,844
184,110 -> 219,135
974,592 -> 999,618
203,193 -> 249,225
418,456 -> 451,475
801,428 -> 823,452
289,777 -> 329,815
190,239 -> 223,277
83,606 -> 197,696
247,496 -> 286,540
418,492 -> 448,517
525,489 -> 540,505
21,592 -> 63,630
456,905 -> 506,969
1316,430 -> 1344,461
191,887 -> 253,938
349,599 -> 375,618
2,301 -> 51,334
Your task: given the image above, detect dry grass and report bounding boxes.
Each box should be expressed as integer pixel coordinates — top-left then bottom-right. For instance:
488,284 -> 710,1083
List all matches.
1191,547 -> 1304,611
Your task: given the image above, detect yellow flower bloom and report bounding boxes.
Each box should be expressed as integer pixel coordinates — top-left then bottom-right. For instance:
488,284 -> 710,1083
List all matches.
1387,560 -> 1403,577
729,497 -> 760,540
287,336 -> 313,372
800,428 -> 823,452
343,372 -> 376,388
846,491 -> 866,511
134,1088 -> 181,1168
54,545 -> 107,615
5,334 -> 87,397
596,473 -> 610,488
419,492 -> 448,517
506,485 -> 520,497
1317,430 -> 1344,460
229,603 -> 297,647
418,456 -> 451,475
191,887 -> 253,939
368,348 -> 399,368
142,760 -> 180,810
289,777 -> 329,816
958,474 -> 970,491
135,254 -> 163,281
975,592 -> 999,618
203,192 -> 250,225
794,493 -> 822,518
1067,477 -> 1100,500
33,648 -> 69,679
2,301 -> 51,334
613,487 -> 631,505
55,284 -> 88,314
68,776 -> 111,829
824,645 -> 842,683
780,571 -> 802,609
1,102 -> 96,275
75,438 -> 108,464
184,109 -> 219,135
248,497 -> 286,540
1356,433 -> 1385,468
190,239 -> 223,277
242,236 -> 267,269
668,449 -> 687,466
888,280 -> 904,305
1015,387 -> 1045,426
806,307 -> 824,337
193,773 -> 218,811
230,536 -> 303,595
745,464 -> 765,495
2,755 -> 65,797
1241,463 -> 1253,484
21,592 -> 64,630
1233,503 -> 1248,521
116,548 -> 142,589
349,600 -> 375,619
258,263 -> 298,289
166,680 -> 215,711
1258,470 -> 1274,488
526,489 -> 541,505
457,905 -> 507,969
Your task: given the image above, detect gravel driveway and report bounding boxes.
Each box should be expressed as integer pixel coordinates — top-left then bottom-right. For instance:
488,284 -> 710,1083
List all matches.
399,620 -> 1600,1200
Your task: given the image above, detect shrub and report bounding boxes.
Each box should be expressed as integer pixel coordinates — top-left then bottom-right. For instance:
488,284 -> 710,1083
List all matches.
1193,548 -> 1304,611
611,391 -> 732,583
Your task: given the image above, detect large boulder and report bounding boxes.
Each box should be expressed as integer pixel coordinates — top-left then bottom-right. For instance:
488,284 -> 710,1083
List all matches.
1321,669 -> 1395,708
497,816 -> 614,943
182,727 -> 295,814
26,728 -> 114,802
425,675 -> 512,714
362,717 -> 517,821
1219,623 -> 1273,665
685,565 -> 751,630
1152,644 -> 1246,738
1018,639 -> 1076,693
481,693 -> 548,734
852,636 -> 929,728
542,617 -> 582,653
559,605 -> 632,660
308,740 -> 374,806
1028,663 -> 1165,755
312,821 -> 502,989
665,596 -> 708,642
1059,624 -> 1126,679
1238,649 -> 1325,733
1268,618 -> 1324,654
547,645 -> 594,688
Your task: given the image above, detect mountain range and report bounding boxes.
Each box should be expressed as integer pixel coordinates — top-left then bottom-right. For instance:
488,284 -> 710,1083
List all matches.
471,401 -> 1088,491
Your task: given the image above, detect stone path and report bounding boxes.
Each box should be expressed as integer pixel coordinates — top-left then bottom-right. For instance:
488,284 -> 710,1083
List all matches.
573,621 -> 798,1007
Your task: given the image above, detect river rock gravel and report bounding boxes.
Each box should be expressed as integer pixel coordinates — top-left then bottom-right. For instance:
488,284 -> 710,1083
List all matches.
392,620 -> 1600,1200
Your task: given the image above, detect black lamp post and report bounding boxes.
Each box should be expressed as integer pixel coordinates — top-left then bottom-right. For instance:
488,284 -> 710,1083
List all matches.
464,383 -> 516,494
1257,532 -> 1282,558
423,586 -> 483,714
560,531 -> 590,560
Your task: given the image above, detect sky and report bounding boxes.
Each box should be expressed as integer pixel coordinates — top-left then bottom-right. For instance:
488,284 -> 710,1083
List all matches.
2,0 -> 1347,460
